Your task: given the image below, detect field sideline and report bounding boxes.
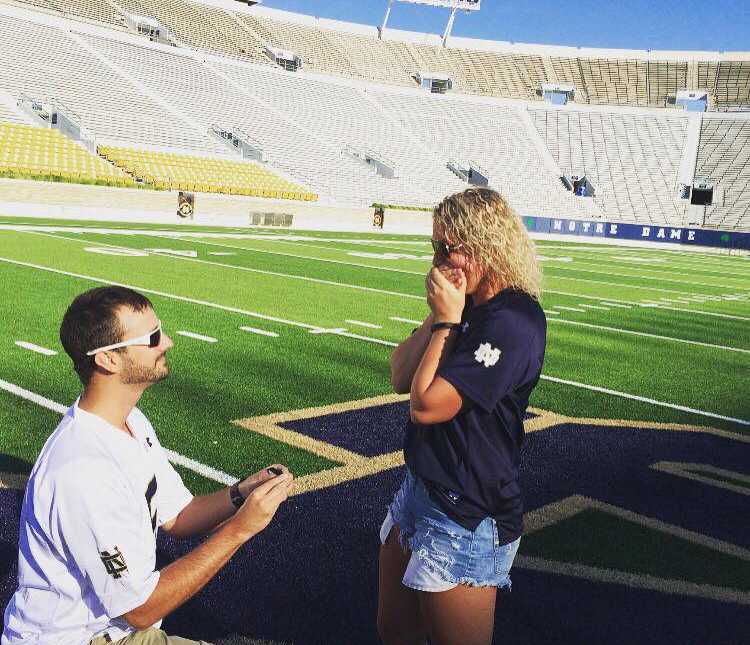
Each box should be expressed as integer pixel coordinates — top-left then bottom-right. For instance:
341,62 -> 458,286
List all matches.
0,216 -> 748,644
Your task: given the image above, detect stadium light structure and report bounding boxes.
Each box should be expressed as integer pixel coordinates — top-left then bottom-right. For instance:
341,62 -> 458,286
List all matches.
379,0 -> 481,47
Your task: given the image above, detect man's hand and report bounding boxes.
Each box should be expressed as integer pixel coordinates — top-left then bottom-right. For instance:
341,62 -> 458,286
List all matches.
229,471 -> 293,541
238,464 -> 291,499
426,266 -> 466,323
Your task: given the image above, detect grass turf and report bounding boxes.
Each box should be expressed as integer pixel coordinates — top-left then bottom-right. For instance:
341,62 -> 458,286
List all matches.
0,219 -> 748,497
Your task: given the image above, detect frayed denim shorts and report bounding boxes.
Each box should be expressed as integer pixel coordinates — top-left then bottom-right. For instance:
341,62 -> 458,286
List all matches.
379,469 -> 521,593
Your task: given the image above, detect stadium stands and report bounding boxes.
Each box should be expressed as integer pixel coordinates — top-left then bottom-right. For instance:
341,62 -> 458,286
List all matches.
113,0 -> 270,63
370,89 -> 603,219
98,146 -> 317,199
0,122 -> 135,186
0,97 -> 30,124
234,11 -> 359,78
0,0 -> 748,228
695,116 -> 750,229
4,0 -> 750,111
55,0 -> 123,27
0,12 -> 221,153
530,106 -> 690,224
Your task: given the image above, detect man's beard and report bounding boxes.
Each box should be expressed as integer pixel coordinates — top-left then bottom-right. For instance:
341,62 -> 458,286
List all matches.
121,353 -> 170,385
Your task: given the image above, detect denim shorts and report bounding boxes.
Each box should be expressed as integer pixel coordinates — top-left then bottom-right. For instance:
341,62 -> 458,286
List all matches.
379,469 -> 521,593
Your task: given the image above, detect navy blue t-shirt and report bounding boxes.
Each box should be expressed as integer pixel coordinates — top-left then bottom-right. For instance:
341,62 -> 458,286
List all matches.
404,289 -> 547,543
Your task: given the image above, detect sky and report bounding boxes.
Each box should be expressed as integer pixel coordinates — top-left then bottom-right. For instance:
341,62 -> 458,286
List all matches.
260,1 -> 750,52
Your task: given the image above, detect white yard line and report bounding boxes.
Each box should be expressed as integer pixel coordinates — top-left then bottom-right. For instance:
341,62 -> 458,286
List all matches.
0,378 -> 238,485
345,320 -> 383,329
541,375 -> 750,427
544,255 -> 750,285
548,319 -> 750,354
156,235 -> 426,276
20,231 -> 424,301
556,306 -> 586,313
550,274 -> 719,298
176,331 -> 218,343
546,290 -> 750,321
546,311 -> 560,315
240,326 -> 279,338
390,316 -> 423,325
545,264 -> 748,291
578,304 -> 610,310
0,256 -> 322,331
600,302 -> 632,309
15,341 -> 57,356
1,257 -> 747,427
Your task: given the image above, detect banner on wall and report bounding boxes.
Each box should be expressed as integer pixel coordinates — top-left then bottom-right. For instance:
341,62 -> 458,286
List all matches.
523,216 -> 749,250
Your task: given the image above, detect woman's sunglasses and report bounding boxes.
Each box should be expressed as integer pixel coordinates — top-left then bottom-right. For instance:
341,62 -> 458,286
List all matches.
86,322 -> 162,356
431,239 -> 464,257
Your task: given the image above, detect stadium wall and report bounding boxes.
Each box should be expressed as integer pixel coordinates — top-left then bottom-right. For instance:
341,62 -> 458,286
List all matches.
0,179 -> 747,251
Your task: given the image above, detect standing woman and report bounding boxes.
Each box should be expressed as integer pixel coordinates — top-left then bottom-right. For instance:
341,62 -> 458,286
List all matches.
377,188 -> 546,645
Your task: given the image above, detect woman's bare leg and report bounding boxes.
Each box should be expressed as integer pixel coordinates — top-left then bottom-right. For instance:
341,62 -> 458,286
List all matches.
419,584 -> 497,645
377,525 -> 427,645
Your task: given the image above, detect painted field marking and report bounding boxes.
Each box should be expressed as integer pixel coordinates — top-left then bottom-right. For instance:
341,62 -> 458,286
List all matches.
1,256 -> 747,427
308,327 -> 348,335
578,304 -> 609,310
0,225 -> 430,250
20,231 -> 425,301
546,311 -> 560,315
547,318 -> 750,354
556,306 -> 586,313
233,395 -> 749,509
207,252 -> 236,256
544,263 -> 748,291
545,256 -> 750,287
161,234 -> 425,276
0,256 -> 323,332
550,274 -> 732,298
536,242 -> 750,266
541,375 -> 750,426
651,461 -> 750,497
8,229 -> 748,323
600,302 -> 632,309
518,495 -> 750,606
345,320 -> 383,329
15,341 -> 57,356
390,316 -> 422,325
547,289 -> 750,322
0,378 -> 237,485
176,331 -> 218,343
240,326 -> 279,338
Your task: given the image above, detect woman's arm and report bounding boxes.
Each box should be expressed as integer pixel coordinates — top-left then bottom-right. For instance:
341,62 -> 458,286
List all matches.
409,328 -> 464,425
390,313 -> 434,394
409,267 -> 467,424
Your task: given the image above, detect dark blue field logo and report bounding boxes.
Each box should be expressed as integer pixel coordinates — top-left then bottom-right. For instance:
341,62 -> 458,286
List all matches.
234,396 -> 750,608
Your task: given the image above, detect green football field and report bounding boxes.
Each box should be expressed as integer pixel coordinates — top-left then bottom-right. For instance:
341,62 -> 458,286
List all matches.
0,215 -> 748,497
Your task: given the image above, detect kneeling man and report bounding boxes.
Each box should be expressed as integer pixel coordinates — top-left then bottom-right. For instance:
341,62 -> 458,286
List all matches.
2,286 -> 293,645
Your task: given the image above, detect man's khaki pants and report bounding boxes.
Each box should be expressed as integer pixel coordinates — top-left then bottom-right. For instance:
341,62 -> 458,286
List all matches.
90,627 -> 213,645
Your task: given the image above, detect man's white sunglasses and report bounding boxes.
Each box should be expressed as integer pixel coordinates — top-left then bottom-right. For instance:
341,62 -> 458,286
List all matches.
86,322 -> 162,356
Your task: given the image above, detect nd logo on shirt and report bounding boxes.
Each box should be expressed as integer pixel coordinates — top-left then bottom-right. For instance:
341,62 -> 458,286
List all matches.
474,342 -> 501,367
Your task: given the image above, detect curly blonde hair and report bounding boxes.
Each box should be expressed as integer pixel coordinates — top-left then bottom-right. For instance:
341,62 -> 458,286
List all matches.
433,188 -> 542,300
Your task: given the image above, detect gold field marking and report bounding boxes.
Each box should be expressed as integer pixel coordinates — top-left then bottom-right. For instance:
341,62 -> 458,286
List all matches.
518,494 -> 750,605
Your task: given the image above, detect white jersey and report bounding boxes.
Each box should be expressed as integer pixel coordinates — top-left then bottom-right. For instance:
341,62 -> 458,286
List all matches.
2,401 -> 193,645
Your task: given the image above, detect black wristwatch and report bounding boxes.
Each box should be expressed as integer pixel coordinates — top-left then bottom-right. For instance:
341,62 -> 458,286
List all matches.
229,481 -> 245,510
430,321 -> 461,333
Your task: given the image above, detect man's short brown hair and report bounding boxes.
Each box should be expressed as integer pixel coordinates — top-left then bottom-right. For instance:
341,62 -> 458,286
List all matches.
59,286 -> 153,385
